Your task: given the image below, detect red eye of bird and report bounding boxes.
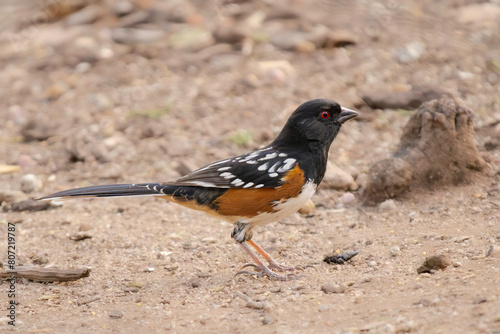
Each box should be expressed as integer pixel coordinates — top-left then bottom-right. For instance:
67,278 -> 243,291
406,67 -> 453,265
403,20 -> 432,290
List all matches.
320,111 -> 330,119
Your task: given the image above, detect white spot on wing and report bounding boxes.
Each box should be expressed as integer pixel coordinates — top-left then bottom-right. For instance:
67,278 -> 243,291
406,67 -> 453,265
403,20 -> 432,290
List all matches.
184,180 -> 216,187
220,172 -> 235,179
231,178 -> 242,185
246,160 -> 257,164
254,184 -> 264,188
259,152 -> 277,161
243,182 -> 254,188
268,162 -> 281,173
269,172 -> 279,177
277,158 -> 296,173
217,166 -> 231,171
279,153 -> 287,157
196,159 -> 230,172
258,163 -> 269,171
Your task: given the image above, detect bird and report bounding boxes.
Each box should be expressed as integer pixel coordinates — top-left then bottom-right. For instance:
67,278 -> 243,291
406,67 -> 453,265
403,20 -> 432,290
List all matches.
39,99 -> 358,280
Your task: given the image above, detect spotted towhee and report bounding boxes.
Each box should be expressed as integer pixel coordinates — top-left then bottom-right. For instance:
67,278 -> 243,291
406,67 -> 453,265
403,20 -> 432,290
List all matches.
40,99 -> 358,280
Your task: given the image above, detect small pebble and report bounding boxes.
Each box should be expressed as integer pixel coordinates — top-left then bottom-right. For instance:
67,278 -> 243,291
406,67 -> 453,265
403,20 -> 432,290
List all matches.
189,277 -> 201,288
20,174 -> 42,194
338,192 -> 357,207
322,281 -> 346,294
361,274 -> 373,283
408,211 -> 419,222
201,236 -> 217,244
390,246 -> 401,257
319,305 -> 329,312
145,267 -> 154,272
299,199 -> 315,214
487,245 -> 500,259
262,316 -> 273,325
379,199 -> 397,212
109,309 -> 124,319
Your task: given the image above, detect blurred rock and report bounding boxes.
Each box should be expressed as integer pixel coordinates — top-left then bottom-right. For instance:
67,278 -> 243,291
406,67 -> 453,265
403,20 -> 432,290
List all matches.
213,21 -> 248,45
108,309 -> 124,319
417,254 -> 451,274
362,85 -> 450,110
21,119 -> 57,142
168,27 -> 213,50
270,30 -> 316,52
270,26 -> 356,52
322,281 -> 346,294
487,245 -> 500,259
394,41 -> 425,63
0,190 -> 25,204
65,5 -> 104,26
299,199 -> 315,214
390,246 -> 401,257
64,127 -> 111,163
379,199 -> 397,212
322,162 -> 357,191
116,10 -> 151,28
113,0 -> 135,16
111,28 -> 165,44
20,174 -> 43,194
11,200 -> 52,212
456,3 -> 500,25
325,29 -> 357,48
337,192 -> 357,207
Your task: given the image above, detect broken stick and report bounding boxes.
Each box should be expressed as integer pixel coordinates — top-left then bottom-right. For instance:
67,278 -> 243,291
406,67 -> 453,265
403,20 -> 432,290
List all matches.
0,266 -> 90,282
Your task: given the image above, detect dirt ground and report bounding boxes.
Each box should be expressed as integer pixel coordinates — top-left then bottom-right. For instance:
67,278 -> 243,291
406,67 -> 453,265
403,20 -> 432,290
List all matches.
1,0 -> 500,333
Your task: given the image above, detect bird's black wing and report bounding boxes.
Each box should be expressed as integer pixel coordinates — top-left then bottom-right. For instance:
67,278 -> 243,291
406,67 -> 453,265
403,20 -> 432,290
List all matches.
173,146 -> 298,189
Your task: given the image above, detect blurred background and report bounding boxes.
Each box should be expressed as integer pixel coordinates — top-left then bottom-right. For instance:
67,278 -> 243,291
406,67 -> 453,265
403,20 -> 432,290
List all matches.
1,0 -> 499,192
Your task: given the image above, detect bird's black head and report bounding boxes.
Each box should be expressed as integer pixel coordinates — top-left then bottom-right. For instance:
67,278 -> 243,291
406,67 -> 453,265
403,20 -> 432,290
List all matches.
272,98 -> 358,152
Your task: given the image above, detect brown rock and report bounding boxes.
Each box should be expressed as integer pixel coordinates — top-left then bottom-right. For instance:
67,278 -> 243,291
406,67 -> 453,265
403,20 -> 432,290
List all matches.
11,200 -> 52,212
417,254 -> 451,274
322,281 -> 346,294
299,199 -> 315,214
64,5 -> 103,26
363,97 -> 486,204
362,85 -> 451,110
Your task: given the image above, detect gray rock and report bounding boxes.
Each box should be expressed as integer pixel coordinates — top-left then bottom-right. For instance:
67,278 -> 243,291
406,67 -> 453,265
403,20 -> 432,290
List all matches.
322,281 -> 346,294
109,309 -> 124,319
20,174 -> 43,194
65,5 -> 104,26
379,199 -> 397,212
394,41 -> 425,63
322,162 -> 357,191
362,85 -> 450,110
487,245 -> 500,259
111,28 -> 165,44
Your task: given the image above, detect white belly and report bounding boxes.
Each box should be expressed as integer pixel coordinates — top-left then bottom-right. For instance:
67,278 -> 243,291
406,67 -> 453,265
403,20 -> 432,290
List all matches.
246,181 -> 317,227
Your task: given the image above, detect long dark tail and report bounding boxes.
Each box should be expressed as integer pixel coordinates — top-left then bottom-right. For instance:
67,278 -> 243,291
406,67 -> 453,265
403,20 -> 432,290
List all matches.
38,183 -> 228,209
38,183 -> 171,201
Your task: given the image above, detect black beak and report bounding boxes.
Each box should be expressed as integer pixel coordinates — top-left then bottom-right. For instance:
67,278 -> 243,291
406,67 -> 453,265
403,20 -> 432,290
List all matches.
338,106 -> 358,123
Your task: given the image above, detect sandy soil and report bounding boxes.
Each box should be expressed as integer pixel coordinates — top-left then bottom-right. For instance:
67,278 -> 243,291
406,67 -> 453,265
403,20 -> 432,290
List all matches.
1,0 -> 500,333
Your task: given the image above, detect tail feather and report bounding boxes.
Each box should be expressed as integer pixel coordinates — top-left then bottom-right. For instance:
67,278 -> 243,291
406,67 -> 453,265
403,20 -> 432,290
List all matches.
38,183 -> 166,201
